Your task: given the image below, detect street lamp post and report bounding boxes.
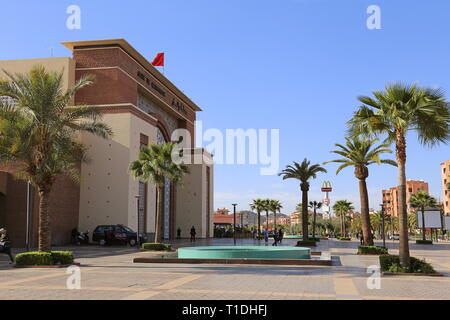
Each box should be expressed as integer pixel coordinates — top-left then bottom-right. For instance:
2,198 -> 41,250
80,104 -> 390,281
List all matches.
380,203 -> 386,247
135,195 -> 141,250
232,203 -> 238,246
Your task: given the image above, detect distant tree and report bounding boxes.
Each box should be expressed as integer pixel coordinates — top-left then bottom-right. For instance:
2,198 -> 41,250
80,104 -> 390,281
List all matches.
279,159 -> 326,239
308,201 -> 322,239
409,191 -> 437,241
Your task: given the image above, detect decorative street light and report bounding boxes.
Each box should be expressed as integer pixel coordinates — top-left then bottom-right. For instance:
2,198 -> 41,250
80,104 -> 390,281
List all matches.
380,203 -> 386,247
232,203 -> 238,246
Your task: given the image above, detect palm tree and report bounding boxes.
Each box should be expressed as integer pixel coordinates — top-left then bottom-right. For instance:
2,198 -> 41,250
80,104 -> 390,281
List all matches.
308,201 -> 322,239
324,136 -> 396,245
370,212 -> 382,235
130,142 -> 189,243
407,213 -> 418,233
279,159 -> 327,240
409,191 -> 437,241
250,199 -> 266,238
261,199 -> 271,231
269,200 -> 283,228
333,200 -> 354,236
348,83 -> 449,267
0,66 -> 112,252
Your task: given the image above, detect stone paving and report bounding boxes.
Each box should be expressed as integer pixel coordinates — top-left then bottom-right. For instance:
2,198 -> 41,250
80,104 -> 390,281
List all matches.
0,238 -> 449,300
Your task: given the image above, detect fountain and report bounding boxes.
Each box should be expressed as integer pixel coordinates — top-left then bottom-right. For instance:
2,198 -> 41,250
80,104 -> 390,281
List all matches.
177,245 -> 311,260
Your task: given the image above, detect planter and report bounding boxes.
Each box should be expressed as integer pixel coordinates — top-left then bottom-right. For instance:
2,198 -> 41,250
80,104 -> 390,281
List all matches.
416,240 -> 433,245
381,272 -> 443,277
357,246 -> 388,255
296,241 -> 317,247
15,262 -> 81,269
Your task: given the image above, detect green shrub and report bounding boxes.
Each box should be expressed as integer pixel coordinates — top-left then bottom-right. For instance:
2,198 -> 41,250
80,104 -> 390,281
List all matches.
358,246 -> 388,255
416,240 -> 433,245
410,257 -> 436,274
379,255 -> 436,274
15,252 -> 53,266
51,251 -> 74,265
141,243 -> 172,251
387,264 -> 406,273
15,251 -> 75,266
338,237 -> 351,241
296,240 -> 317,247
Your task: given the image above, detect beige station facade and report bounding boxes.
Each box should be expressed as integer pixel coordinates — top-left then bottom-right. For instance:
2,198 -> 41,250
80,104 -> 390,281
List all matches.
0,39 -> 214,245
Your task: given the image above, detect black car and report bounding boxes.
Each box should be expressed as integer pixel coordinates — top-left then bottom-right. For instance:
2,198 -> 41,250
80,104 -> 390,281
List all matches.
92,225 -> 147,246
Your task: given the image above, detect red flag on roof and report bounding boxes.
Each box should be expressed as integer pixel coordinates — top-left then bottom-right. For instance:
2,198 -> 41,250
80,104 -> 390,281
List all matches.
151,52 -> 164,66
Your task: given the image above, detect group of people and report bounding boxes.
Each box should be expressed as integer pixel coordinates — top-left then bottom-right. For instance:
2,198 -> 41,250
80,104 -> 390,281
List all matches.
176,226 -> 197,242
263,228 -> 284,246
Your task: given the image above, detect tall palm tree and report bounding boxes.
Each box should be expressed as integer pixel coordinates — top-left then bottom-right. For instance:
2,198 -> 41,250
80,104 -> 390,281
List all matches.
308,201 -> 322,239
250,198 -> 266,238
324,136 -> 396,245
333,200 -> 354,236
279,159 -> 327,240
348,83 -> 449,268
409,191 -> 437,241
130,142 -> 189,243
0,66 -> 112,252
269,200 -> 283,228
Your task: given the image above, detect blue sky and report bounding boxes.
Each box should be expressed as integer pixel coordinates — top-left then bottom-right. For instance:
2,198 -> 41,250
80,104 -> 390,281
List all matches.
1,0 -> 449,214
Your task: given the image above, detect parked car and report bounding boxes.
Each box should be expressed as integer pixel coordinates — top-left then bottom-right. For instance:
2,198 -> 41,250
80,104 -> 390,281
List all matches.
390,233 -> 400,240
92,225 -> 147,246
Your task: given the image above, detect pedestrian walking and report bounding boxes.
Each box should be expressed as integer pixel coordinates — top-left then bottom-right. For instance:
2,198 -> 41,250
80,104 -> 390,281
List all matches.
190,226 -> 196,242
263,229 -> 269,245
360,232 -> 364,245
279,229 -> 284,243
177,227 -> 181,240
0,228 -> 14,263
272,228 -> 279,246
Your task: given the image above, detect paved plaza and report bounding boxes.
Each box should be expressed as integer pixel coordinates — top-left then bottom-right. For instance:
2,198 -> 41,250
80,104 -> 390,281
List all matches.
0,238 -> 450,300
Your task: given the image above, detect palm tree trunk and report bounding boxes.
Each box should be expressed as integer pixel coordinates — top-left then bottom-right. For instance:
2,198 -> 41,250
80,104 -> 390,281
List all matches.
343,215 -> 346,237
421,207 -> 426,241
155,185 -> 164,243
312,207 -> 317,239
302,189 -> 308,240
396,133 -> 410,269
257,211 -> 261,239
266,210 -> 269,230
274,211 -> 277,229
38,187 -> 51,252
359,178 -> 374,245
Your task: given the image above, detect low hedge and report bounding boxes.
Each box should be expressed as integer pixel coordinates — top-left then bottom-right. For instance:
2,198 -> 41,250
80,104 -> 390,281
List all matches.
296,240 -> 317,247
338,237 -> 351,241
379,255 -> 436,274
141,243 -> 172,251
51,251 -> 74,265
416,240 -> 433,245
357,246 -> 388,255
15,251 -> 74,266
